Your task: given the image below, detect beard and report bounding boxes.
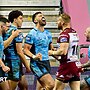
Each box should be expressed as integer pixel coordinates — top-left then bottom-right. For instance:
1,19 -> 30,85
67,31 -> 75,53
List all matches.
39,17 -> 46,26
39,20 -> 46,26
58,23 -> 63,30
2,30 -> 5,34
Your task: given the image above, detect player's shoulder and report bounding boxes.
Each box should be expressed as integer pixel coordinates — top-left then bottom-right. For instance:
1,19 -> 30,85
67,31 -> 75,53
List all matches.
60,28 -> 76,36
64,28 -> 76,33
28,28 -> 36,35
44,29 -> 50,32
9,25 -> 17,30
44,29 -> 52,35
60,31 -> 69,38
7,25 -> 17,35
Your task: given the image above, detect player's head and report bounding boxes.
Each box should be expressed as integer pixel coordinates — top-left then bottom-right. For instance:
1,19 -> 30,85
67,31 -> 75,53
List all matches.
57,13 -> 71,30
8,10 -> 23,28
84,27 -> 90,41
0,17 -> 10,34
32,12 -> 46,26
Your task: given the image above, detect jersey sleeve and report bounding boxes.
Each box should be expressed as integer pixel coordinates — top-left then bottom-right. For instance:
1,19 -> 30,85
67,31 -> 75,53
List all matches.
25,33 -> 34,45
57,33 -> 69,43
15,33 -> 23,43
0,36 -> 4,59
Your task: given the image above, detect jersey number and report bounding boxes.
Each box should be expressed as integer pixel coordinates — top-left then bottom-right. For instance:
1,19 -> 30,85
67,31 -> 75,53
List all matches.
72,45 -> 78,55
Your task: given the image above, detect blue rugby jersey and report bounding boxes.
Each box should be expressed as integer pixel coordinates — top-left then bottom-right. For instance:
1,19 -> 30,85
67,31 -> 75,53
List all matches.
3,25 -> 23,60
25,27 -> 52,61
88,45 -> 90,60
0,36 -> 4,59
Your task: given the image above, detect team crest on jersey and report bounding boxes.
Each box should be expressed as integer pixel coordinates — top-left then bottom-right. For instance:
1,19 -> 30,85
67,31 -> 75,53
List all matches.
26,37 -> 30,40
60,37 -> 67,42
19,35 -> 23,39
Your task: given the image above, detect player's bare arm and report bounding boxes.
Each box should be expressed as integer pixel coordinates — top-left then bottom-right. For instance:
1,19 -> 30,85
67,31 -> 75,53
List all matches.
16,43 -> 30,72
4,30 -> 21,48
24,43 -> 42,60
49,43 -> 69,56
82,61 -> 90,68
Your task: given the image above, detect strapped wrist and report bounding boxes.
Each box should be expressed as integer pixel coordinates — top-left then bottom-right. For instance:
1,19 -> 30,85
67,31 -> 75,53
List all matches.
52,51 -> 55,55
32,55 -> 36,59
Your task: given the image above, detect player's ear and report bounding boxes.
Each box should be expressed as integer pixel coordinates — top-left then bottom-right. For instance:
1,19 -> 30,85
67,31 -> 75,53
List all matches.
34,18 -> 38,24
14,18 -> 17,23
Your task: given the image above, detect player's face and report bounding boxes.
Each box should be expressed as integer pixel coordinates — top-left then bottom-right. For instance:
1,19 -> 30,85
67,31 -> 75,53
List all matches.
1,22 -> 10,34
84,29 -> 90,41
57,17 -> 63,30
16,15 -> 23,28
35,13 -> 46,26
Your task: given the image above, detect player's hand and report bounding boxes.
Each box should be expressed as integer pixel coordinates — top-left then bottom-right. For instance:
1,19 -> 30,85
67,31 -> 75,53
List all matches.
2,65 -> 10,73
48,50 -> 53,56
37,53 -> 42,60
33,53 -> 42,60
12,30 -> 21,37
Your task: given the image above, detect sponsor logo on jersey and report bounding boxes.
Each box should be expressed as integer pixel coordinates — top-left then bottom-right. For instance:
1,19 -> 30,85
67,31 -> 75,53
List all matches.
19,34 -> 23,39
60,37 -> 67,42
26,37 -> 30,40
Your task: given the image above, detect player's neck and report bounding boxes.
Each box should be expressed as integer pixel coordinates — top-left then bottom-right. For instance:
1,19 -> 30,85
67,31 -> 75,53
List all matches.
36,25 -> 44,32
63,23 -> 71,31
12,22 -> 18,28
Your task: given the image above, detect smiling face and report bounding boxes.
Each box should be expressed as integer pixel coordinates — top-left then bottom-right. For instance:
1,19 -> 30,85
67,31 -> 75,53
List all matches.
34,13 -> 46,26
84,27 -> 90,41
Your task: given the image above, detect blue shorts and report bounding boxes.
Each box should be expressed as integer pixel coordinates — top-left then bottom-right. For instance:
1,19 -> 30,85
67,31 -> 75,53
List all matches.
85,76 -> 90,86
30,60 -> 51,79
5,59 -> 23,81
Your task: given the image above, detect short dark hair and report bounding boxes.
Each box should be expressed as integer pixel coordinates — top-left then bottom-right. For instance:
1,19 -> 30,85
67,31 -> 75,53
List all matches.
8,10 -> 23,23
32,12 -> 42,23
0,17 -> 9,23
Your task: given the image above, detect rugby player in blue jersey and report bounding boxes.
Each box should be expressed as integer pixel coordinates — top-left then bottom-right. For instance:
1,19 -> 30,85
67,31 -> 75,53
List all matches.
3,10 -> 30,90
80,27 -> 90,90
0,17 -> 21,90
24,12 -> 54,90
